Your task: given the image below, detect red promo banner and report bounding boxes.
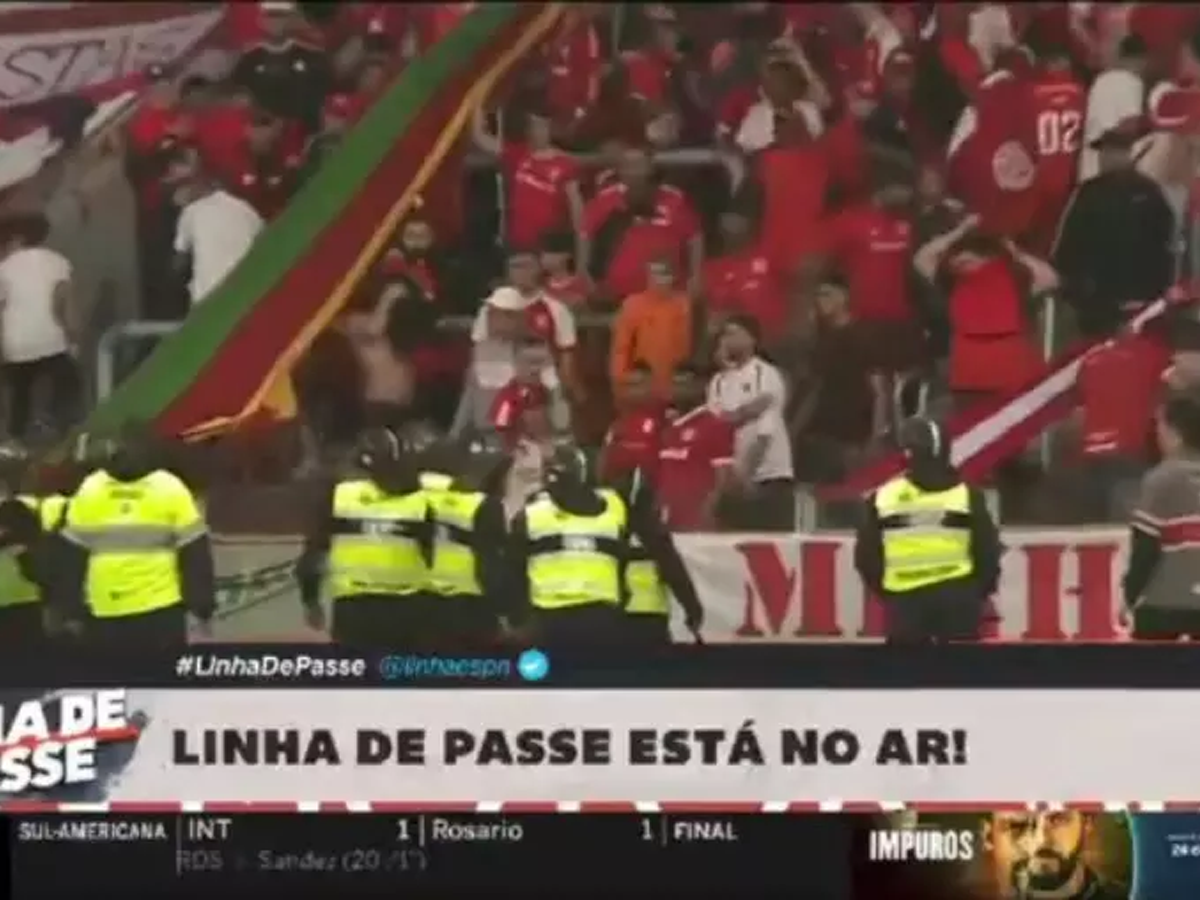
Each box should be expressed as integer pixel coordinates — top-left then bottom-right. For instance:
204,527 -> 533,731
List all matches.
0,3 -> 225,109
674,531 -> 1128,642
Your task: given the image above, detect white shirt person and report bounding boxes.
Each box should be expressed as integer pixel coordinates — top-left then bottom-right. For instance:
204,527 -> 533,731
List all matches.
172,161 -> 263,307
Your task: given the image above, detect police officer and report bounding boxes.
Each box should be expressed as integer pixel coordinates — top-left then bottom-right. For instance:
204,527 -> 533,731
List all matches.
853,418 -> 1001,644
425,432 -> 512,644
0,442 -> 53,648
50,425 -> 216,647
609,467 -> 704,645
508,444 -> 630,647
297,426 -> 435,647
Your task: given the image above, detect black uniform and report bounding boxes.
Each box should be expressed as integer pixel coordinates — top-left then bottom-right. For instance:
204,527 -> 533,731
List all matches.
854,463 -> 1001,644
608,468 -> 704,645
232,39 -> 330,130
1053,167 -> 1175,338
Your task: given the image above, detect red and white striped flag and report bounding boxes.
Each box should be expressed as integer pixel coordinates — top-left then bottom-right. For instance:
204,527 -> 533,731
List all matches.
818,297 -> 1174,501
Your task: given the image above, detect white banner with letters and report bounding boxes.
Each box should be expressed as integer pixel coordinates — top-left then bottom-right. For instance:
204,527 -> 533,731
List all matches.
3,688 -> 1191,802
673,530 -> 1129,643
0,3 -> 224,108
211,530 -> 1133,644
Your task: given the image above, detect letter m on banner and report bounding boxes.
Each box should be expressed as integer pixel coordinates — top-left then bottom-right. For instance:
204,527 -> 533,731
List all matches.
731,540 -> 884,639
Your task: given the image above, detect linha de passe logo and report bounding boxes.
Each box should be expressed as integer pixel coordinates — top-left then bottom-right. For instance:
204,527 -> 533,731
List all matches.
0,689 -> 139,793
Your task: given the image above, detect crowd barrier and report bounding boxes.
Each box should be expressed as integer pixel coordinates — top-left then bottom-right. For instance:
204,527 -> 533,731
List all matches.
212,528 -> 1131,644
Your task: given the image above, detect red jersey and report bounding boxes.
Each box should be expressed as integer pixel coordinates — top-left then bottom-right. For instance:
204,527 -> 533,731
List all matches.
1030,68 -> 1085,247
501,143 -> 580,250
545,273 -> 590,307
1079,333 -> 1169,459
947,69 -> 1040,239
602,406 -> 664,481
491,378 -> 549,438
192,104 -> 253,180
379,251 -> 437,300
947,259 -> 1044,394
218,125 -> 307,220
581,183 -> 699,299
126,104 -> 192,209
757,144 -> 829,275
543,17 -> 603,124
820,204 -> 915,322
701,249 -> 786,333
1130,5 -> 1200,76
623,48 -> 680,107
819,114 -> 869,201
656,405 -> 735,531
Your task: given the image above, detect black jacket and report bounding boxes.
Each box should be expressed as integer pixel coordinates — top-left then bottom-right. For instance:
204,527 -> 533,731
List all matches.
1053,168 -> 1176,337
608,471 -> 703,624
853,465 -> 1002,599
232,40 -> 330,129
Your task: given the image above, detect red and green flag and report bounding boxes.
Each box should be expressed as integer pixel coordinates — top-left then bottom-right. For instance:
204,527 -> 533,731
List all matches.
84,3 -> 564,440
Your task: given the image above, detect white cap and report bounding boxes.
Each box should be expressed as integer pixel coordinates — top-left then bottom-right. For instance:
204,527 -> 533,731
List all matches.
485,287 -> 527,312
260,1 -> 297,13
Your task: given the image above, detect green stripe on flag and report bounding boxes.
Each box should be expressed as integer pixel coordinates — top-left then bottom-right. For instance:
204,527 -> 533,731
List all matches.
86,3 -> 521,433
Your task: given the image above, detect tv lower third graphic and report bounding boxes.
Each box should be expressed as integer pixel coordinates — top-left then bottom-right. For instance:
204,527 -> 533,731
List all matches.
6,811 -> 1200,896
377,650 -> 550,683
170,652 -> 551,683
0,690 -> 138,794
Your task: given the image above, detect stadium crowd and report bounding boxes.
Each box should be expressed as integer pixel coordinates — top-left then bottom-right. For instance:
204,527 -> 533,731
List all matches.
6,2 -> 1200,529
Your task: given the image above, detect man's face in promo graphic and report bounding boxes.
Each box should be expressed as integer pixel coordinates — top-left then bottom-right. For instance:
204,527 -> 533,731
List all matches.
984,810 -> 1088,897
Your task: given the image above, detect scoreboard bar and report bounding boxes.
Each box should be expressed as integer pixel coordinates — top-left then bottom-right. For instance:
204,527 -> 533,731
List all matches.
6,813 -> 853,893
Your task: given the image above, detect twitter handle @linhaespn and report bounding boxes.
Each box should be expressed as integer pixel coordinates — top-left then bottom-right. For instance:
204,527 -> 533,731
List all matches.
378,650 -> 551,683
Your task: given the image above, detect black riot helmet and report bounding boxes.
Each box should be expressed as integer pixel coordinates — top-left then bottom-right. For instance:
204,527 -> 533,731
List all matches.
106,420 -> 161,482
355,426 -> 419,493
456,430 -> 508,492
543,440 -> 593,492
898,416 -> 951,471
356,425 -> 405,470
398,420 -> 447,472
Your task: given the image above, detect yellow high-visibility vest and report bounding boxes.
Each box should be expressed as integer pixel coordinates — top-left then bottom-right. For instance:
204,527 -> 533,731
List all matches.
526,489 -> 627,610
625,533 -> 669,616
874,476 -> 974,593
327,479 -> 427,599
428,488 -> 485,597
61,471 -> 204,618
